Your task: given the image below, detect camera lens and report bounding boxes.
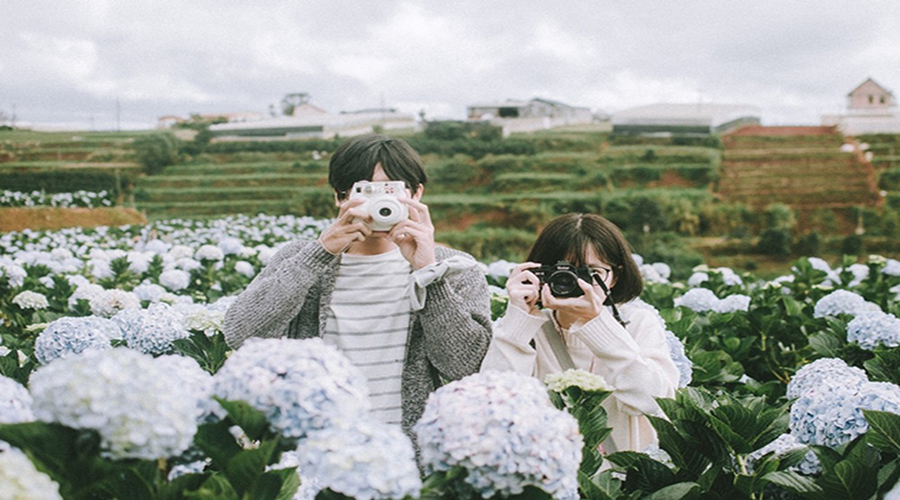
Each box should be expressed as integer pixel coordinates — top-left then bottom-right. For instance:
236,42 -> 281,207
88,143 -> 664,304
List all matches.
379,207 -> 393,217
549,271 -> 577,295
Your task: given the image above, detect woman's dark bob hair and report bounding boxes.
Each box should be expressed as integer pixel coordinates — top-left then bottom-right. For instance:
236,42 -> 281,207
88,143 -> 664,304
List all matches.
526,213 -> 642,305
328,134 -> 428,200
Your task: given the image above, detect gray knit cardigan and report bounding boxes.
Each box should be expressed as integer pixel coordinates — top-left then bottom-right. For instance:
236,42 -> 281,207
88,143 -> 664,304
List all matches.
223,239 -> 493,438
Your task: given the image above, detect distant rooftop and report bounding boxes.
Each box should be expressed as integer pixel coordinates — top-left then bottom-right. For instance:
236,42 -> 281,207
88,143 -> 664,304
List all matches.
612,103 -> 761,128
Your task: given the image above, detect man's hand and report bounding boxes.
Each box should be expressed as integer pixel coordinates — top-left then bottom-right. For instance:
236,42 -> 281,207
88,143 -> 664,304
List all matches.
318,198 -> 372,254
388,198 -> 436,270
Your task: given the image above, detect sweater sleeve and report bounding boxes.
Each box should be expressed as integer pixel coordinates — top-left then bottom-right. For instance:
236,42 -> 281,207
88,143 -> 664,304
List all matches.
414,256 -> 494,381
479,305 -> 546,375
569,307 -> 679,416
223,240 -> 337,348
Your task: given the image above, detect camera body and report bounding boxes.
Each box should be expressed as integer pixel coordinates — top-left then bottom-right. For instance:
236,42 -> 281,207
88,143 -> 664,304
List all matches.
349,180 -> 409,231
531,260 -> 594,298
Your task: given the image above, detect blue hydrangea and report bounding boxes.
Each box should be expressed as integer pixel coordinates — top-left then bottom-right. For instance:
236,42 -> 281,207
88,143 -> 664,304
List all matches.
790,381 -> 900,449
674,288 -> 719,312
847,310 -> 900,350
294,418 -> 421,500
213,338 -> 370,439
787,358 -> 868,400
155,355 -> 221,422
813,290 -> 870,318
29,348 -> 201,459
112,304 -> 190,355
663,330 -> 692,388
746,433 -> 820,476
34,316 -> 123,365
415,371 -> 582,500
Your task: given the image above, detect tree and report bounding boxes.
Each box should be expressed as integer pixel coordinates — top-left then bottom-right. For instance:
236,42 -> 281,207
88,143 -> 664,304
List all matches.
280,93 -> 310,116
133,132 -> 180,175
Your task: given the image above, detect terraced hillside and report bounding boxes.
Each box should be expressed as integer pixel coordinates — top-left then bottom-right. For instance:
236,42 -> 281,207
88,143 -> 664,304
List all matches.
717,126 -> 880,209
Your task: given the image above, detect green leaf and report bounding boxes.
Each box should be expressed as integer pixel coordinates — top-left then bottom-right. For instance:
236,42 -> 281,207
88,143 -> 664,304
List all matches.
643,482 -> 700,500
863,409 -> 900,454
184,474 -> 239,500
762,471 -> 823,496
268,467 -> 301,500
817,460 -> 877,500
194,420 -> 244,467
215,398 -> 270,442
224,439 -> 278,496
158,473 -> 212,500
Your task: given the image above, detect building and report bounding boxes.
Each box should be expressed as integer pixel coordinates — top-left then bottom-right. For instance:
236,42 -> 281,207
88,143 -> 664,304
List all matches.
157,111 -> 265,129
611,103 -> 761,136
822,78 -> 900,135
466,97 -> 594,136
208,107 -> 418,140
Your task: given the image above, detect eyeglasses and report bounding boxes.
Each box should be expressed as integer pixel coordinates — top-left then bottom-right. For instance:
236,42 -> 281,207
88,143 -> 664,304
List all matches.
588,265 -> 613,284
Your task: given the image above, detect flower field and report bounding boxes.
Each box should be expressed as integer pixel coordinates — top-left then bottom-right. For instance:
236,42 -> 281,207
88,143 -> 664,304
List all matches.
1,214 -> 900,499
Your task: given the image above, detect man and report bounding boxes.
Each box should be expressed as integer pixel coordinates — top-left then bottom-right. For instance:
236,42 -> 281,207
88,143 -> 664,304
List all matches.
223,134 -> 492,441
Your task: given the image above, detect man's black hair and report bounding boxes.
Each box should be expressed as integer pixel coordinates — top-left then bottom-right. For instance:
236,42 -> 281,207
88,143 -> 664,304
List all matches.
328,134 -> 428,200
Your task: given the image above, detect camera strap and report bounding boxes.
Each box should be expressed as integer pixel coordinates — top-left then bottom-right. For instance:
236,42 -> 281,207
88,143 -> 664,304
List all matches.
541,320 -> 577,371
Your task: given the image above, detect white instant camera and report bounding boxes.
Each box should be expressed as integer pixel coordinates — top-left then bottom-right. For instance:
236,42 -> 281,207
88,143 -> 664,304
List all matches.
349,180 -> 409,231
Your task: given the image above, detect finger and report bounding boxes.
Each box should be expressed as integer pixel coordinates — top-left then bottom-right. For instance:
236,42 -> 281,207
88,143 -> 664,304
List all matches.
510,262 -> 540,278
348,222 -> 372,237
400,198 -> 431,226
337,198 -> 367,219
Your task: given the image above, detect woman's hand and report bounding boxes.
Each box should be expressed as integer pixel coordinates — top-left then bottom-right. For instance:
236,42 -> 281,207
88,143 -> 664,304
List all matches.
540,276 -> 610,325
388,198 -> 436,270
318,198 -> 372,254
506,262 -> 542,315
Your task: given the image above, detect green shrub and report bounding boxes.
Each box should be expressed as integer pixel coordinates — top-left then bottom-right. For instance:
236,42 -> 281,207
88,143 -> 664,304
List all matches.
841,234 -> 864,256
133,132 -> 180,175
0,169 -> 137,197
879,168 -> 900,191
757,228 -> 791,256
436,227 -> 536,261
793,232 -> 821,256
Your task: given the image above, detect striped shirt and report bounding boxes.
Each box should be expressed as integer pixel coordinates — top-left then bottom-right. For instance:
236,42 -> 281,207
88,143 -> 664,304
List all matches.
322,248 -> 411,425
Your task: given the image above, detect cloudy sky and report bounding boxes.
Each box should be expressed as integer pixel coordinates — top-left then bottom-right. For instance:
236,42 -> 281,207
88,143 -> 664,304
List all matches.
3,1 -> 899,130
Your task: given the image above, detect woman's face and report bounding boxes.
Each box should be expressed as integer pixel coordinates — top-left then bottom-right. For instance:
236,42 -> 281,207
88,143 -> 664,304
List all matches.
577,245 -> 615,288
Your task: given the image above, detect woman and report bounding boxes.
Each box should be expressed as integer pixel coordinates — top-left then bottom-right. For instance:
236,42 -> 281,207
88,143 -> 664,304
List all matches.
481,213 -> 678,453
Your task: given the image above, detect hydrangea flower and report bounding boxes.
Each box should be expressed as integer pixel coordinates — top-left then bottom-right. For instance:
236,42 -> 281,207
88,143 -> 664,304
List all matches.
173,303 -> 225,335
806,257 -> 833,275
663,330 -> 693,388
159,269 -> 191,291
269,450 -> 319,500
1,262 -> 27,287
687,272 -> 709,287
11,290 -> 49,310
787,358 -> 868,400
847,310 -> 900,350
195,245 -> 224,261
112,304 -> 190,355
67,282 -> 104,308
639,264 -> 667,284
133,282 -> 166,302
34,316 -> 123,364
813,290 -> 869,318
716,267 -> 743,286
674,288 -> 719,312
651,262 -> 671,280
790,381 -> 900,449
544,368 -> 610,393
0,446 -> 63,499
0,375 -> 34,424
217,237 -> 245,256
415,371 -> 582,500
715,294 -> 751,313
631,253 -> 644,267
213,338 -> 370,438
89,289 -> 141,318
232,260 -> 254,278
154,355 -> 221,421
883,259 -> 900,277
484,259 -> 516,284
746,433 -> 820,475
29,348 -> 200,459
294,419 -> 422,500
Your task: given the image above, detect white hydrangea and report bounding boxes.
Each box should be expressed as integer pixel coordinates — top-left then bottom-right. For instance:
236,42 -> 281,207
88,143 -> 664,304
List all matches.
257,246 -> 276,265
847,310 -> 900,350
133,282 -> 167,302
68,282 -> 103,308
687,272 -> 709,287
217,237 -> 245,256
172,303 -> 224,335
639,264 -> 667,284
154,355 -> 221,422
168,245 -> 195,261
34,316 -> 123,365
11,291 -> 49,310
651,262 -> 671,280
807,257 -> 832,274
89,288 -> 141,318
29,348 -> 200,459
883,259 -> 900,277
484,259 -> 516,283
663,330 -> 693,388
715,294 -> 751,313
1,262 -> 27,287
674,288 -> 719,312
213,338 -> 370,438
159,269 -> 191,291
716,267 -> 743,286
112,304 -> 190,355
631,253 -> 644,267
0,446 -> 63,499
294,419 -> 422,500
813,290 -> 871,318
787,358 -> 868,400
195,245 -> 224,261
544,369 -> 610,393
415,371 -> 582,500
0,375 -> 34,424
234,260 -> 256,278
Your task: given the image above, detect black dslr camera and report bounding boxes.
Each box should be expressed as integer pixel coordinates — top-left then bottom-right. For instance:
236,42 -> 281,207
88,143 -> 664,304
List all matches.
531,261 -> 595,298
